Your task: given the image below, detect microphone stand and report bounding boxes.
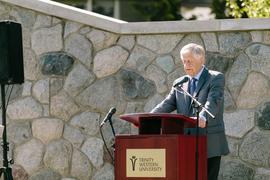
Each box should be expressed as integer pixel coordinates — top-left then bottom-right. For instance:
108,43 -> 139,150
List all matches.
100,116 -> 116,137
108,117 -> 116,162
0,84 -> 13,180
108,117 -> 116,137
174,86 -> 215,180
193,101 -> 202,180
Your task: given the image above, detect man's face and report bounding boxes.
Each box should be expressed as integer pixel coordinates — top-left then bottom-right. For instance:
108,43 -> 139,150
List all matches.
181,51 -> 204,77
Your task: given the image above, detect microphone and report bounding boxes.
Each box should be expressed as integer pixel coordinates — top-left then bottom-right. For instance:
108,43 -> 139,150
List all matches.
173,77 -> 189,87
100,107 -> 116,127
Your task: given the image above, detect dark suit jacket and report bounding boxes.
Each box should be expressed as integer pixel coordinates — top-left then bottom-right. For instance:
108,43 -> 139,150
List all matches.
151,67 -> 229,158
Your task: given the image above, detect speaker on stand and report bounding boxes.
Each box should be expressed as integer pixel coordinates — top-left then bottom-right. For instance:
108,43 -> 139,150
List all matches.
0,20 -> 24,180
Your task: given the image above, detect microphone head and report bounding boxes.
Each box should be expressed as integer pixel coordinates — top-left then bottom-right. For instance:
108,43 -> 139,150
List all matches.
109,107 -> 116,114
173,76 -> 189,87
182,76 -> 189,83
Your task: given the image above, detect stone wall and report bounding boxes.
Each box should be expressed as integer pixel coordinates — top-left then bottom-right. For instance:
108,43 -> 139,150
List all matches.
0,0 -> 270,180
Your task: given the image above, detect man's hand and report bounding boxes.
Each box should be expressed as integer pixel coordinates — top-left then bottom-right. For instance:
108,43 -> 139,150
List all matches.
198,118 -> 206,128
191,117 -> 206,128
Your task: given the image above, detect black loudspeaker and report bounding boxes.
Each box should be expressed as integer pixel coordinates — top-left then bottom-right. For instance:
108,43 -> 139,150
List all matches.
0,20 -> 24,84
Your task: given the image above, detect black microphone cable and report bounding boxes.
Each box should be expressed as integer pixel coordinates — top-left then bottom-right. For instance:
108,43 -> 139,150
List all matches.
99,125 -> 114,163
99,107 -> 117,164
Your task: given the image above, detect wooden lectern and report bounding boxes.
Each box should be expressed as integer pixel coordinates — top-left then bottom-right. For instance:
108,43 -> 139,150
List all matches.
115,113 -> 207,180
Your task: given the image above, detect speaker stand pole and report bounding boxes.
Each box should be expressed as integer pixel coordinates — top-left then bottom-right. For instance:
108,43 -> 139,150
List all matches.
0,84 -> 13,180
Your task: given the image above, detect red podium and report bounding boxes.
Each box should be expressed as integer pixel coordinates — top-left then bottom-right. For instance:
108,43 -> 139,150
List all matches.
114,113 -> 207,180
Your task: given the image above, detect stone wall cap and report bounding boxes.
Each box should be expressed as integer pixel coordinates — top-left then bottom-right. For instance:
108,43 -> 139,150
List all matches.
2,0 -> 270,34
121,18 -> 270,34
2,0 -> 126,33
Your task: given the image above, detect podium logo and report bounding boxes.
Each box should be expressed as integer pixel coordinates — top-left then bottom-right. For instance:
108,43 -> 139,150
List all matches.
130,156 -> 137,171
126,149 -> 166,177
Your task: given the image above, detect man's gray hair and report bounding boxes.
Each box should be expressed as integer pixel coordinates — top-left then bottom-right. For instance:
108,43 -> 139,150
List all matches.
180,43 -> 205,60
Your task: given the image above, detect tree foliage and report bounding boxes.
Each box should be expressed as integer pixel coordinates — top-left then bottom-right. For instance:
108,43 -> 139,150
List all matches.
132,0 -> 182,21
225,0 -> 270,18
211,0 -> 229,19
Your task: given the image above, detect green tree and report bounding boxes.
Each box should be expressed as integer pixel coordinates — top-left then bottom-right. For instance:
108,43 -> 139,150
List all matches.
211,0 -> 230,19
132,0 -> 182,21
226,0 -> 270,18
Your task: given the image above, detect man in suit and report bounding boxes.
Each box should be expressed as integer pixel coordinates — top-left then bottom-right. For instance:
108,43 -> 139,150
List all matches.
151,43 -> 229,180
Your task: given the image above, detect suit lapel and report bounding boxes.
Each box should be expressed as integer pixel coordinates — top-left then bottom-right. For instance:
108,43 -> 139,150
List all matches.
188,67 -> 209,113
180,81 -> 190,114
194,67 -> 209,98
182,81 -> 189,99
174,79 -> 190,115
